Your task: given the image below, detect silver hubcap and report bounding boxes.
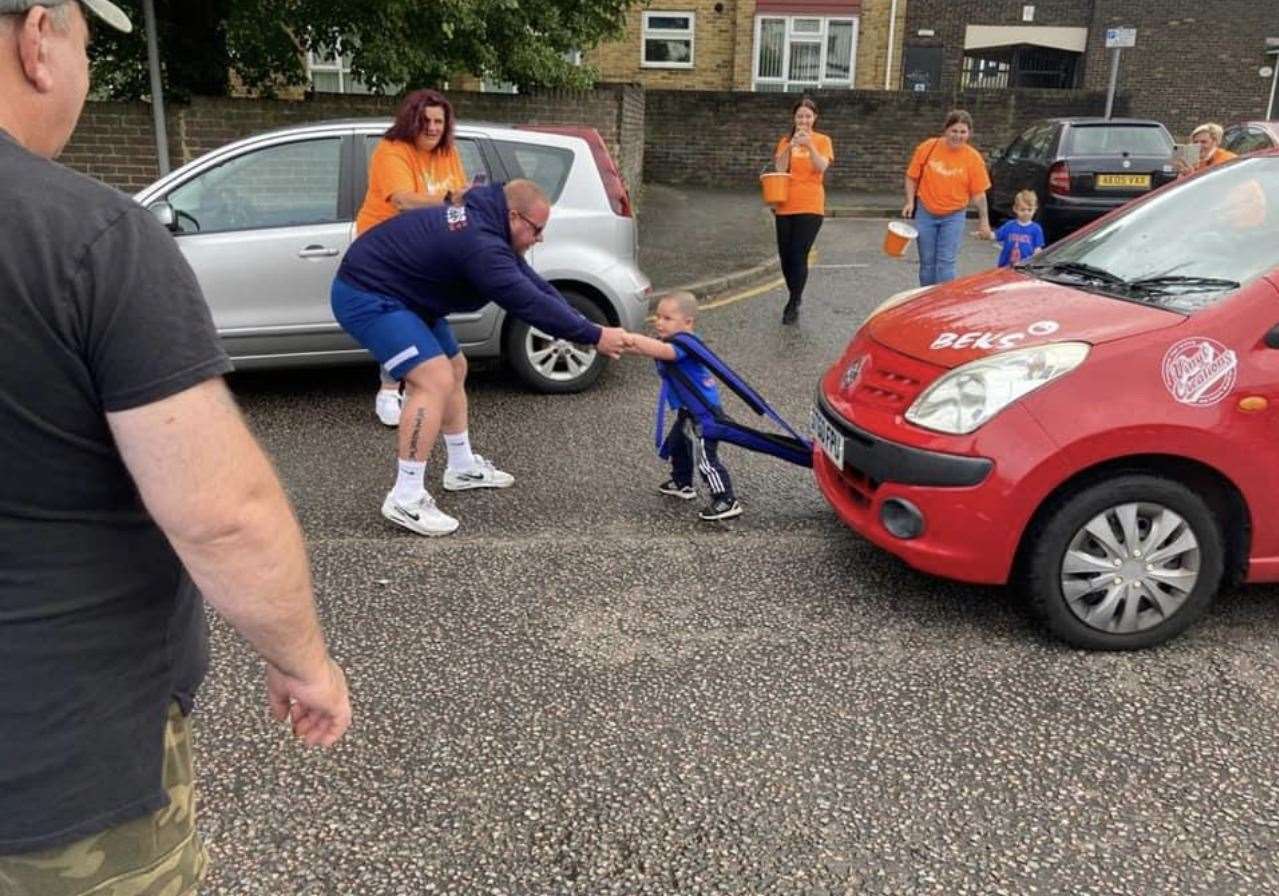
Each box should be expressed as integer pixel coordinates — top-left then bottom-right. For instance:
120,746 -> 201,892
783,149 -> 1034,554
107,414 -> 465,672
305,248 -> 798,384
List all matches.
525,327 -> 596,383
1059,501 -> 1201,635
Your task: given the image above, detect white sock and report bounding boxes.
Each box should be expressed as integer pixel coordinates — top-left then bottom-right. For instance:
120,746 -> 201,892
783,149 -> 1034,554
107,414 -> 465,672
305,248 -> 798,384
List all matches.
443,431 -> 477,471
392,459 -> 427,503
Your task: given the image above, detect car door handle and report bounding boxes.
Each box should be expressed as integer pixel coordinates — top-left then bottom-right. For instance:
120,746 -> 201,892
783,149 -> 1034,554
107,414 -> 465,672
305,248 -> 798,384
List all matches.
298,245 -> 339,258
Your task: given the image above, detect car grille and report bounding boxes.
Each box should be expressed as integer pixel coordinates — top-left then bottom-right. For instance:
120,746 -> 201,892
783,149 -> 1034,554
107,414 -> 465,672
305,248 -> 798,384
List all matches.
844,345 -> 936,412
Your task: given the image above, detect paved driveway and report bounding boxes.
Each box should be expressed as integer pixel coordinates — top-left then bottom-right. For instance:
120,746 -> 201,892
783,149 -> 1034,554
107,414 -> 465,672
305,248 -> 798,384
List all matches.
201,220 -> 1279,895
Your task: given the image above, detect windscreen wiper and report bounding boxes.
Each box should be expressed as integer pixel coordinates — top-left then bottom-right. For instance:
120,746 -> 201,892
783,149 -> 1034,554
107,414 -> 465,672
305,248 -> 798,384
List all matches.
1022,260 -> 1128,286
1127,275 -> 1241,292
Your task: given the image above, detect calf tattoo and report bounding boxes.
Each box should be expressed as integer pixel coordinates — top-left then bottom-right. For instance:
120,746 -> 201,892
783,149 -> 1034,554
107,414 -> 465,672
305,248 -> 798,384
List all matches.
408,408 -> 426,459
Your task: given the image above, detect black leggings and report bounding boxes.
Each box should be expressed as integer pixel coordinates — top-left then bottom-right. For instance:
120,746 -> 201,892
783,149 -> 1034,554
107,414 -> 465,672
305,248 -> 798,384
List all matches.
774,213 -> 823,304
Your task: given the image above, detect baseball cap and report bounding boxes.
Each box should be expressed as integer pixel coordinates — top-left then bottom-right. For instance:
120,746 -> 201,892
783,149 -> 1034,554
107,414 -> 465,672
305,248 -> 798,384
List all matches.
0,0 -> 133,33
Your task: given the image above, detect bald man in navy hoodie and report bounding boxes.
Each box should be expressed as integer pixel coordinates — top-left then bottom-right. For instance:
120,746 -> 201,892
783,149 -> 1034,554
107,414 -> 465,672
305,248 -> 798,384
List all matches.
332,178 -> 628,536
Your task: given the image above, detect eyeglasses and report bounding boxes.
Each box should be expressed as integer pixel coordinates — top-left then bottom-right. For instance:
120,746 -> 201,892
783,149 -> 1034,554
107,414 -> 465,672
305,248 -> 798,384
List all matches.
514,211 -> 545,237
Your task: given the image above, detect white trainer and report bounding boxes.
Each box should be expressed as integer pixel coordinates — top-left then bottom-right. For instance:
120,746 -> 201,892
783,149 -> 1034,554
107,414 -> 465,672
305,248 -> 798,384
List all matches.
442,454 -> 515,491
381,491 -> 459,536
374,389 -> 402,427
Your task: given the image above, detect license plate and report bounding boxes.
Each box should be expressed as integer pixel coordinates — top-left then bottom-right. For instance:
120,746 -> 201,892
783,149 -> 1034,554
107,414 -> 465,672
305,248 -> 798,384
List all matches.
1095,173 -> 1151,189
809,406 -> 845,468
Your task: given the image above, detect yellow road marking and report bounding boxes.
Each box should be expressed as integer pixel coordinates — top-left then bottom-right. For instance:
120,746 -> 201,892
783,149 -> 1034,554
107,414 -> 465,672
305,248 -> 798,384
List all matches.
646,249 -> 816,321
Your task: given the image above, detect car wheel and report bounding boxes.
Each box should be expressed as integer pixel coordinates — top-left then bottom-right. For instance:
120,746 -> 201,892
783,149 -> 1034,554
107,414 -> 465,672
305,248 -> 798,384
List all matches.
1019,474 -> 1224,650
504,288 -> 610,394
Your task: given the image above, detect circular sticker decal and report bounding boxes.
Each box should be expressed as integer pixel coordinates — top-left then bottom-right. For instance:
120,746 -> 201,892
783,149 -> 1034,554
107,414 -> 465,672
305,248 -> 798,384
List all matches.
1161,338 -> 1237,406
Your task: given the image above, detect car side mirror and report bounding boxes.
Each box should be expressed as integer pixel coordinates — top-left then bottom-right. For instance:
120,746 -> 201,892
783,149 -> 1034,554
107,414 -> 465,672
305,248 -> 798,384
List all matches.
148,200 -> 178,232
1265,323 -> 1279,349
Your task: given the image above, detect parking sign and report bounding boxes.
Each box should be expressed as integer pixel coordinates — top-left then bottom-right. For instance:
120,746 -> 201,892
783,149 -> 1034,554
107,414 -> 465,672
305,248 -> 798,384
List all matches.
1105,27 -> 1136,48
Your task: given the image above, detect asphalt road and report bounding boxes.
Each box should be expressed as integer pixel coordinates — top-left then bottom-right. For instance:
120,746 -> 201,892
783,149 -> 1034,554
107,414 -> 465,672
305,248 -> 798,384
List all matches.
201,220 -> 1279,895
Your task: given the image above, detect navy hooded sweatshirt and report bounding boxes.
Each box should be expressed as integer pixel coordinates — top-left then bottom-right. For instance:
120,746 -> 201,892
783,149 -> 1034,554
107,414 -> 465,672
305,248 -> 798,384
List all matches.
336,184 -> 603,346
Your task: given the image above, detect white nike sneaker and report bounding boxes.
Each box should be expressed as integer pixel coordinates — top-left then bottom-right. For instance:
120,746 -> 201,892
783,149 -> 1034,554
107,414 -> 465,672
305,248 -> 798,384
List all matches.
381,491 -> 459,536
374,389 -> 402,427
442,454 -> 515,491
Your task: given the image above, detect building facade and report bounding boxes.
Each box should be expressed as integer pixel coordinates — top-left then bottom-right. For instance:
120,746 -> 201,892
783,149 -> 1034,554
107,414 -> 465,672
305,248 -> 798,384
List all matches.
584,0 -> 909,92
903,1 -> 1278,134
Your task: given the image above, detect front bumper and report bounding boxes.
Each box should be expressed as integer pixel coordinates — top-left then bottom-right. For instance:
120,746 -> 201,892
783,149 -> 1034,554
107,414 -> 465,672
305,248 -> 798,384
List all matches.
811,394 -> 1055,585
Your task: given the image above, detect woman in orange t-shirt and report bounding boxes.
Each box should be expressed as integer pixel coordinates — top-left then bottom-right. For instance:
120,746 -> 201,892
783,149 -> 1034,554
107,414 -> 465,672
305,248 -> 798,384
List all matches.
902,109 -> 993,287
356,89 -> 470,425
1174,122 -> 1237,177
772,97 -> 833,325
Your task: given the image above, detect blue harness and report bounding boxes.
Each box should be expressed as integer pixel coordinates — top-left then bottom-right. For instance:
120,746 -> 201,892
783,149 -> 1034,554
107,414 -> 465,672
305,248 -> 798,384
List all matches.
655,332 -> 813,469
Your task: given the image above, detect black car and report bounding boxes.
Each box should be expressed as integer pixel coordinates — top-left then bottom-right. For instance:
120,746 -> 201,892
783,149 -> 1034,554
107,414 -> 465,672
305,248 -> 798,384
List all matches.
987,117 -> 1177,242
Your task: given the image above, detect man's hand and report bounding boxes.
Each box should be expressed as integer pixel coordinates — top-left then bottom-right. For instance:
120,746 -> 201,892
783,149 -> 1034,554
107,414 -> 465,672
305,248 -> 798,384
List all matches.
267,657 -> 352,748
595,326 -> 627,359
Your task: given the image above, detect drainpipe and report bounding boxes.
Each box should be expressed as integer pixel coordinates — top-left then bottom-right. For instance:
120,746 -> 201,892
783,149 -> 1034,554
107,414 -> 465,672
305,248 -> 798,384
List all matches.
884,0 -> 899,89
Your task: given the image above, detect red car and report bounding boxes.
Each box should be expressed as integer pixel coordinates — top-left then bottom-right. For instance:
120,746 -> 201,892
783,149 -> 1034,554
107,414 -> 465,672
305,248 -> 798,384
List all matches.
812,152 -> 1279,650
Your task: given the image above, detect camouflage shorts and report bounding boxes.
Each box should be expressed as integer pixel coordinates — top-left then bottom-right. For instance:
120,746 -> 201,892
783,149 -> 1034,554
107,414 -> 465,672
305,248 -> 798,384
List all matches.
0,702 -> 208,896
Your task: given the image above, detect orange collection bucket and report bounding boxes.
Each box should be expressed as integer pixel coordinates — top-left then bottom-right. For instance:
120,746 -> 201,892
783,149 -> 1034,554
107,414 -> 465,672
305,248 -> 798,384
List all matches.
882,220 -> 919,258
760,172 -> 791,206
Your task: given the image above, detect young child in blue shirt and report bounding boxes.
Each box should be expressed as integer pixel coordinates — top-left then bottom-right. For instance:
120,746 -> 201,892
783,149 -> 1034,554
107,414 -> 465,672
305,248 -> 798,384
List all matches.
990,189 -> 1046,267
621,291 -> 742,521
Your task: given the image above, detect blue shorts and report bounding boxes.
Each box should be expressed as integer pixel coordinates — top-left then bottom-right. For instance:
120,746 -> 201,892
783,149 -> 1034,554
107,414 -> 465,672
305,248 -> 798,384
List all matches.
331,278 -> 459,380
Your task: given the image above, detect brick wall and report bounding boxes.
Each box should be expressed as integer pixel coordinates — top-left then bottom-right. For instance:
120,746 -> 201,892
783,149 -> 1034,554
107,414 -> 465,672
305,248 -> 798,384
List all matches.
855,0 -> 910,90
643,87 -> 1116,189
905,0 -> 1276,137
587,0 -> 743,90
1082,1 -> 1275,138
62,85 -> 645,195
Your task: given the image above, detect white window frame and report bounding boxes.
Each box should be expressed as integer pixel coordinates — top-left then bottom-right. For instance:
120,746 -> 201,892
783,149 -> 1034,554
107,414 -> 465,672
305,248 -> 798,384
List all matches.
641,11 -> 695,69
752,15 -> 859,91
307,47 -> 367,94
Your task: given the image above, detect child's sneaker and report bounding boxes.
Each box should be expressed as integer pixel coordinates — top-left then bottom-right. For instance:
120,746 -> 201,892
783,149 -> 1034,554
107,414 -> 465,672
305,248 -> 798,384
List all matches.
699,497 -> 742,521
657,479 -> 696,500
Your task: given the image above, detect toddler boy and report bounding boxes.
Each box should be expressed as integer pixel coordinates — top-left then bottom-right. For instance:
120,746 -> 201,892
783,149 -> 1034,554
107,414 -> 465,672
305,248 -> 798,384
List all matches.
990,189 -> 1046,267
623,291 -> 742,521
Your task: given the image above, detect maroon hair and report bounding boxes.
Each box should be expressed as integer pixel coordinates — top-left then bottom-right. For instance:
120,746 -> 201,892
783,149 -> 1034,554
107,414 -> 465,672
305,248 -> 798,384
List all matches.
384,88 -> 455,153
789,96 -> 818,138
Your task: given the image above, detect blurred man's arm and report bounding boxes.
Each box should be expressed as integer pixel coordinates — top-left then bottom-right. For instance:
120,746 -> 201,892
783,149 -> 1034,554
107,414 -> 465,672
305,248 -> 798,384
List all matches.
107,378 -> 350,747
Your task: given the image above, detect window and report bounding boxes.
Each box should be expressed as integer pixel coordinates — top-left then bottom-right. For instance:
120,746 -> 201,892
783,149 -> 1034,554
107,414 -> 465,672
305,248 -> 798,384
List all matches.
643,12 -> 694,68
308,47 -> 371,95
166,138 -> 343,234
493,141 -> 573,203
754,16 -> 857,91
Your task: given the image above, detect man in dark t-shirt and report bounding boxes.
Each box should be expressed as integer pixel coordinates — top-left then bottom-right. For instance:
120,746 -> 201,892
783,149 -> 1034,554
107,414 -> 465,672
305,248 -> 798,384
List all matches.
0,3 -> 351,892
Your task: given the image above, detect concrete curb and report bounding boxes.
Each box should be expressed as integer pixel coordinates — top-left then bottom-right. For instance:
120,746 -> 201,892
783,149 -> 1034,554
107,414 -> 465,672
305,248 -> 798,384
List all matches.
651,255 -> 782,310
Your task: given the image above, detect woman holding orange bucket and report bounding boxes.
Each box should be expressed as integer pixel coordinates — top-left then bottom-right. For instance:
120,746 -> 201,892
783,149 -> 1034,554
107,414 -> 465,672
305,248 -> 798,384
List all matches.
902,109 -> 992,287
772,97 -> 833,325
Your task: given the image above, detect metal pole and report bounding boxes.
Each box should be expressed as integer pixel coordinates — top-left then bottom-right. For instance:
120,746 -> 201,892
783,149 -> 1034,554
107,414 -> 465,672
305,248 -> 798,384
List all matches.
884,0 -> 899,90
1104,47 -> 1120,119
1267,56 -> 1278,120
143,0 -> 170,176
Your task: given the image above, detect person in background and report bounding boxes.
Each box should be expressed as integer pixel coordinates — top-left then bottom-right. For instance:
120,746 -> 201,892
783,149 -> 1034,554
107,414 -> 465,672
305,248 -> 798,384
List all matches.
0,2 -> 350,893
987,189 -> 1045,267
902,109 -> 993,287
771,97 -> 833,325
1174,122 -> 1237,176
357,88 -> 470,427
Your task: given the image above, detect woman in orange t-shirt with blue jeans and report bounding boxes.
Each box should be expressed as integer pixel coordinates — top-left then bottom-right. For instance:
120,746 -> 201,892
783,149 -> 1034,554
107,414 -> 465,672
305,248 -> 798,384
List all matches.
902,109 -> 993,287
356,89 -> 470,425
772,97 -> 833,325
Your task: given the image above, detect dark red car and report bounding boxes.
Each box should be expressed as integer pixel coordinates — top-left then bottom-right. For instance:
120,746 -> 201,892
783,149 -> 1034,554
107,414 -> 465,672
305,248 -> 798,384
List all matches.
1223,120 -> 1279,156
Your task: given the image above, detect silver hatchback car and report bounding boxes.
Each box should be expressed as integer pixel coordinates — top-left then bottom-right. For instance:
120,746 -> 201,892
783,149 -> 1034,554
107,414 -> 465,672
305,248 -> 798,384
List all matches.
134,119 -> 651,393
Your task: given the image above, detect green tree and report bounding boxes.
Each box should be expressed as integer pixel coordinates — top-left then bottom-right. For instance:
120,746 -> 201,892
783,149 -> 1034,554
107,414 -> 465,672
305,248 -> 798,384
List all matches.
89,0 -> 638,101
